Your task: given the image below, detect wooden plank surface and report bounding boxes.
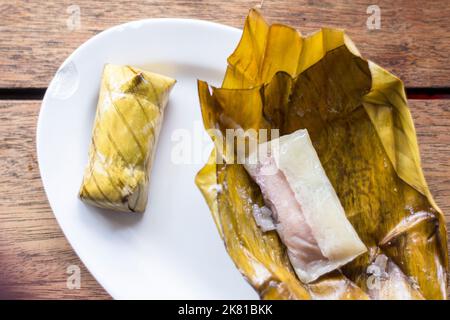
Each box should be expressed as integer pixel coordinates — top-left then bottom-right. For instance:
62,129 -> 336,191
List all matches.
0,99 -> 448,299
0,100 -> 109,299
1,0 -> 449,299
1,0 -> 449,89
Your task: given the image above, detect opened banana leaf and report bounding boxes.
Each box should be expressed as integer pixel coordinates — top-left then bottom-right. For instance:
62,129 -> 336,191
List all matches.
79,64 -> 176,213
196,9 -> 448,299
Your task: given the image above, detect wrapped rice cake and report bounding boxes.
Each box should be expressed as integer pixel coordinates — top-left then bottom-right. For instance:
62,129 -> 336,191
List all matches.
79,64 -> 176,213
244,129 -> 367,283
196,9 -> 447,299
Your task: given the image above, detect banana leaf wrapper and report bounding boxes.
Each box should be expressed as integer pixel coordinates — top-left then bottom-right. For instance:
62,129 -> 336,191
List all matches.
79,64 -> 176,213
196,10 -> 448,299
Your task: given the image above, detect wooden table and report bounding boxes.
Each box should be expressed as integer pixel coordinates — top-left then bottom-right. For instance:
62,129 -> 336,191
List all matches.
0,0 -> 449,299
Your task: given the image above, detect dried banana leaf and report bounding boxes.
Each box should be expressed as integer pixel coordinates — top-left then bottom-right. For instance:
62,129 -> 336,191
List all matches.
79,64 -> 176,213
196,9 -> 448,299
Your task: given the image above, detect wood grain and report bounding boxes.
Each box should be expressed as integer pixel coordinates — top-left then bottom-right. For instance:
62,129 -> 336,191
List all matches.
0,99 -> 448,299
0,0 -> 449,88
0,101 -> 110,299
0,0 -> 449,299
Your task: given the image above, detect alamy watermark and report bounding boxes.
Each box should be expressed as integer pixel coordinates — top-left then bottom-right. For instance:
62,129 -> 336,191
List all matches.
366,255 -> 388,290
66,264 -> 81,290
366,5 -> 381,30
66,5 -> 81,31
170,120 -> 279,173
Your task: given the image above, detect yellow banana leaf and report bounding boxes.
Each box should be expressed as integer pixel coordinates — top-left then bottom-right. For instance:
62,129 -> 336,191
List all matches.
79,64 -> 176,213
196,9 -> 447,299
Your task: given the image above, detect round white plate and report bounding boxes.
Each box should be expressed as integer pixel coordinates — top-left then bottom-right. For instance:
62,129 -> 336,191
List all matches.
37,19 -> 258,299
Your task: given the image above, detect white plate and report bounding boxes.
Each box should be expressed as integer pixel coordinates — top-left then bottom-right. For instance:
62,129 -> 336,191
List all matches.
37,19 -> 258,299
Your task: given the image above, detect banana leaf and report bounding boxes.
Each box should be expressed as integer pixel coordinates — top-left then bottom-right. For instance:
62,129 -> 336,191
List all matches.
79,64 -> 176,213
196,9 -> 448,299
